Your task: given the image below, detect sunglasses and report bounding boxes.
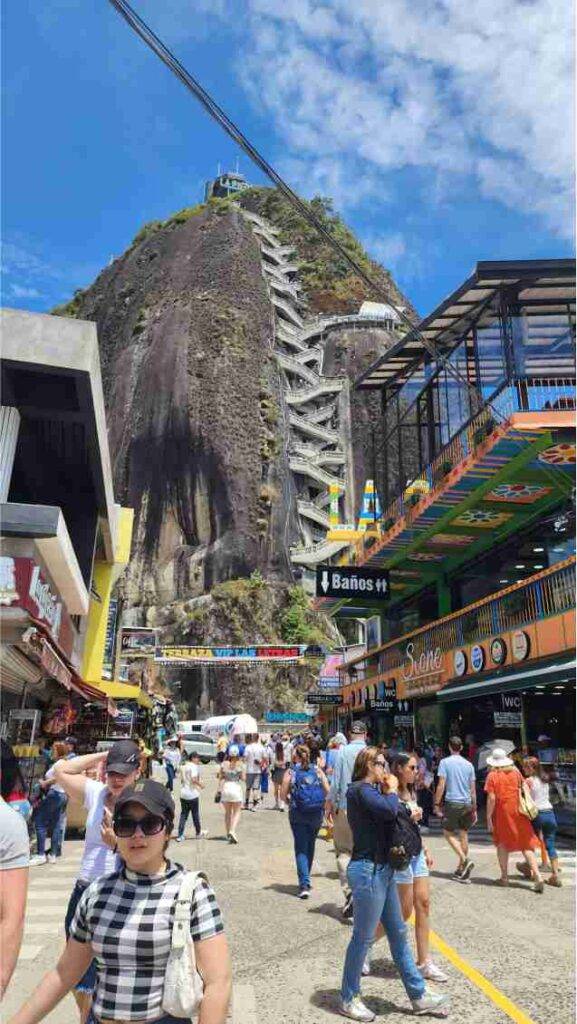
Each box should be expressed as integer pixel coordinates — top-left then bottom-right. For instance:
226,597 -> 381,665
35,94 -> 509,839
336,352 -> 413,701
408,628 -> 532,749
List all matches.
113,813 -> 167,838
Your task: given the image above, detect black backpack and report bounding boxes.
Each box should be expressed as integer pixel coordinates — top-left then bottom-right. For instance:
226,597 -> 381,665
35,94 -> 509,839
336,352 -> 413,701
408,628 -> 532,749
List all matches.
388,806 -> 422,871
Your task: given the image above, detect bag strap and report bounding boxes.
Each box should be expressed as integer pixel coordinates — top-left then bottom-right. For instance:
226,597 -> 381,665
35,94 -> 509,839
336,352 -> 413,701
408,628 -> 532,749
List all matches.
171,870 -> 206,951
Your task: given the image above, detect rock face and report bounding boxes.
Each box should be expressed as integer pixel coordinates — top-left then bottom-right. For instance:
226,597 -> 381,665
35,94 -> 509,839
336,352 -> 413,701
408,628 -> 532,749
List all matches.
55,188 -> 414,714
63,204 -> 297,609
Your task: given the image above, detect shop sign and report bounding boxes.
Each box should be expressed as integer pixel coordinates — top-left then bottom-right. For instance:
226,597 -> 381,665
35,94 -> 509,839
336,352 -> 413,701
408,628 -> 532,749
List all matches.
265,712 -> 312,722
471,645 -> 485,673
316,566 -> 390,600
366,697 -> 395,713
154,644 -> 308,664
494,693 -> 522,728
454,650 -> 467,676
318,653 -> 343,690
305,693 -> 342,705
1,557 -> 75,660
394,699 -> 414,727
490,638 -> 507,665
511,630 -> 530,661
121,627 -> 157,658
402,642 -> 443,690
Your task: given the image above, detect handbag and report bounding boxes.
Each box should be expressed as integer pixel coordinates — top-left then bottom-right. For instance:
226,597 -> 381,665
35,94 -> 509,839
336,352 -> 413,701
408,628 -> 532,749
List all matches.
214,791 -> 222,803
162,871 -> 205,1019
518,781 -> 538,821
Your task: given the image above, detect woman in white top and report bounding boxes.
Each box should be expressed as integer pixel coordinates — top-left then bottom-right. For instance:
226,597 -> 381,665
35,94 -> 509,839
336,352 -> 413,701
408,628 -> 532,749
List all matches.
520,757 -> 561,887
51,739 -> 141,1022
216,746 -> 245,844
177,752 -> 207,840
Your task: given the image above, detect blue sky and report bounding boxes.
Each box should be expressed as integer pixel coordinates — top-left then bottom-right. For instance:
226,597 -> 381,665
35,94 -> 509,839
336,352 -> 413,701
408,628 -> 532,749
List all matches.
2,0 -> 574,317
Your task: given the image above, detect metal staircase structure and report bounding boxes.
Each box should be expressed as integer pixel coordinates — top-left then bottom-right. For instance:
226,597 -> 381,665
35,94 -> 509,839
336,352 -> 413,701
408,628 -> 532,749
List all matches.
241,208 -> 401,573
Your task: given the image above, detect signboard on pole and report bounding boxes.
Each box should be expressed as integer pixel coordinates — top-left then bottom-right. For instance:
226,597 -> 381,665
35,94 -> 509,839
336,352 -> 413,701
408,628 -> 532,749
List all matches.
318,653 -> 343,690
265,711 -> 313,723
316,566 -> 389,600
155,645 -> 308,664
305,693 -> 342,706
121,628 -> 157,658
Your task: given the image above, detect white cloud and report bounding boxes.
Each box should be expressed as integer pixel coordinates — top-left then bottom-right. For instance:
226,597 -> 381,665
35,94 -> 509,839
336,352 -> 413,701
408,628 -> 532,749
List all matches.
232,0 -> 574,238
10,284 -> 43,299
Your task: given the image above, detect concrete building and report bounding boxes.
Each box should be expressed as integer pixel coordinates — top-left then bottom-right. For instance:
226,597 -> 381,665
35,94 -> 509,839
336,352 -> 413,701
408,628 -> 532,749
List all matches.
0,309 -> 140,746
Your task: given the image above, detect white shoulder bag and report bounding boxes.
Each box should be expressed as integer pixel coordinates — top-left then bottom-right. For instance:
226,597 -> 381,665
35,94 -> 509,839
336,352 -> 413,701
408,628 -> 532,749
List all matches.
163,871 -> 205,1018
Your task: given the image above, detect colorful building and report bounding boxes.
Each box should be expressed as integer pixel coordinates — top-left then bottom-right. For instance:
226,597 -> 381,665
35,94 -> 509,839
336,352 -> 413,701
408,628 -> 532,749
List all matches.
315,260 -> 575,814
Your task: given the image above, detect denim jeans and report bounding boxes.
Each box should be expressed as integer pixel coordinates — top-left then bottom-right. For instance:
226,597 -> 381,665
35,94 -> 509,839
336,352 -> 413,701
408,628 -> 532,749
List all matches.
535,809 -> 558,860
65,881 -> 98,993
178,797 -> 201,837
165,762 -> 176,790
35,789 -> 68,857
341,859 -> 425,1004
290,814 -> 322,890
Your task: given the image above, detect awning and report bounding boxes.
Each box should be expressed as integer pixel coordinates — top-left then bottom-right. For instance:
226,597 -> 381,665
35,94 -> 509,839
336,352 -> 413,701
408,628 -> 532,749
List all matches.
92,680 -> 154,709
437,658 -> 576,703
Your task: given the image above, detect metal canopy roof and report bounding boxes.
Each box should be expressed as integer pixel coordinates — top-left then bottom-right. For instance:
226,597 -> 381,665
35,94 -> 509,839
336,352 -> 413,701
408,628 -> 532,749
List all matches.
356,259 -> 576,390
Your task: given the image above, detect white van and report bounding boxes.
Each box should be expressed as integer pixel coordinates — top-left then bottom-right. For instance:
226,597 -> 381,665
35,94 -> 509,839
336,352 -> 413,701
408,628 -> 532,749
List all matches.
178,720 -> 205,735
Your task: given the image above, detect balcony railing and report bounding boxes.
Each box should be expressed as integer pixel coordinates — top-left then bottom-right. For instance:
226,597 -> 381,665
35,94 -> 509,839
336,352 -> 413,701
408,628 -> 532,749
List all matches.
342,558 -> 576,686
357,376 -> 576,557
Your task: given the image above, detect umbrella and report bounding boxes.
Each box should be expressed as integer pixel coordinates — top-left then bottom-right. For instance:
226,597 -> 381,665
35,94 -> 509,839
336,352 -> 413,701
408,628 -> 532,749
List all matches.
230,714 -> 259,737
477,738 -> 516,771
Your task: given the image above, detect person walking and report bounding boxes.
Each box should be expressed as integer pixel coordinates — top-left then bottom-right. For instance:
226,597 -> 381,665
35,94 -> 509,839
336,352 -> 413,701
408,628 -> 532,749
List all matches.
325,734 -> 348,778
272,740 -> 288,810
161,737 -> 181,792
8,779 -> 232,1024
414,745 -> 434,833
243,735 -> 265,810
259,743 -> 271,806
280,744 -> 329,899
391,753 -> 448,984
484,748 -> 544,892
433,736 -> 477,882
216,734 -> 228,765
217,746 -> 245,844
30,738 -> 76,866
327,721 -> 367,919
49,739 -> 141,1023
1,744 -> 30,998
339,747 -> 449,1021
518,757 -> 561,887
177,752 -> 207,841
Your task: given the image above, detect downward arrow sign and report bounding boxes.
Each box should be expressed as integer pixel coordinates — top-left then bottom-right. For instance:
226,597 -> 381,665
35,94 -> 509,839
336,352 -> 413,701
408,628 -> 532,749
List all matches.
321,571 -> 330,593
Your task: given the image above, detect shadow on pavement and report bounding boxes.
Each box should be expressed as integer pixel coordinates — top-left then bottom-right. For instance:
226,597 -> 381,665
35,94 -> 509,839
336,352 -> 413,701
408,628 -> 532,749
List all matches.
307,901 -> 349,923
431,868 -> 533,891
263,882 -> 300,898
310,988 -> 412,1017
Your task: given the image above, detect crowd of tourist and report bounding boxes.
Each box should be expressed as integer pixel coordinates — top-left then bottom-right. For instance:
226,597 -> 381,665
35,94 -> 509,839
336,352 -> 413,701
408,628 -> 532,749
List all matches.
0,719 -> 566,1024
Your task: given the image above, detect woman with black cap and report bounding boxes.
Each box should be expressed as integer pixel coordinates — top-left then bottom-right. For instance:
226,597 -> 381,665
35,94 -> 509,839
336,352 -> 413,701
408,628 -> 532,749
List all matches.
49,739 -> 142,1023
8,779 -> 231,1024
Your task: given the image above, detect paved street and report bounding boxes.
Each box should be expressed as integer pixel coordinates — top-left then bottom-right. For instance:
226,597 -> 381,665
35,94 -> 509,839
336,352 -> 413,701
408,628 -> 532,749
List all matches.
4,766 -> 575,1024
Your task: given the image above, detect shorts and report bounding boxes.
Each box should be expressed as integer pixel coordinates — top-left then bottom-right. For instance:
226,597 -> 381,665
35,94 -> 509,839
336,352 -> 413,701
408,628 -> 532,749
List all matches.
272,766 -> 286,785
246,772 -> 261,792
443,801 -> 474,834
221,781 -> 243,803
65,880 -> 98,993
394,849 -> 429,885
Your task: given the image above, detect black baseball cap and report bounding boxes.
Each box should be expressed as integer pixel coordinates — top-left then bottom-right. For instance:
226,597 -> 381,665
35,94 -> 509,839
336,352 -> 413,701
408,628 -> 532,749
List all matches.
114,779 -> 175,819
106,739 -> 141,776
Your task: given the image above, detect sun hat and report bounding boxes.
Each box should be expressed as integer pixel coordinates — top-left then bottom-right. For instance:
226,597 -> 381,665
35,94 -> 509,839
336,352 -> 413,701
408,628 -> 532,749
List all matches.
351,721 -> 367,735
486,747 -> 514,768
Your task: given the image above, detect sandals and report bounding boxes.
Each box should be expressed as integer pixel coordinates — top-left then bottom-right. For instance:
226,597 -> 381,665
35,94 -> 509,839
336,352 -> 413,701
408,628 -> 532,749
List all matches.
546,876 -> 562,888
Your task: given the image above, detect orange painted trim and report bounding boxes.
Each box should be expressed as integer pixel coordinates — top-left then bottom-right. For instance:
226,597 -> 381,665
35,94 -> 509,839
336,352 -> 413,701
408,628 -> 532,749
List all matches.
340,556 -> 576,670
510,411 -> 576,430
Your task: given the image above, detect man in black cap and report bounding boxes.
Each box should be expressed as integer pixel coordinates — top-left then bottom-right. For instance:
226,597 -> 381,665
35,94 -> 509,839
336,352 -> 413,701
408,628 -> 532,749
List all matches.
51,739 -> 142,1023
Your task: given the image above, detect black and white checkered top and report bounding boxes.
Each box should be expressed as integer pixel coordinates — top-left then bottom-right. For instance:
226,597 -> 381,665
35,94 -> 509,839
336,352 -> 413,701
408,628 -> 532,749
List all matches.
69,861 -> 224,1021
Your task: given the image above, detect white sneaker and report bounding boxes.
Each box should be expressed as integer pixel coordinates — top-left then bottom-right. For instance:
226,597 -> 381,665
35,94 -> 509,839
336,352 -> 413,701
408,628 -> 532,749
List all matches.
419,961 -> 448,983
196,830 -> 209,838
229,832 -> 238,844
411,988 -> 450,1015
298,888 -> 310,899
176,836 -> 185,843
361,959 -> 371,976
47,854 -> 57,864
29,854 -> 48,866
339,996 -> 376,1021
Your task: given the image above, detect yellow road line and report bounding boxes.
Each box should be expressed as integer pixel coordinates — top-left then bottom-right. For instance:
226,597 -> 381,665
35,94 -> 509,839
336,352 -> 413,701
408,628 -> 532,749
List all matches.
428,926 -> 538,1024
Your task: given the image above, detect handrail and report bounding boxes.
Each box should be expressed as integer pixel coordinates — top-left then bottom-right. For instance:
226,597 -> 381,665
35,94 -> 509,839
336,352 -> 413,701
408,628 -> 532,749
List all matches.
340,557 -> 577,675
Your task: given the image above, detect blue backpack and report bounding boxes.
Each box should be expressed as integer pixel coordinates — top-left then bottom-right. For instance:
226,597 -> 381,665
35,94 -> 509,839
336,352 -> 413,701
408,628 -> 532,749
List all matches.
291,766 -> 325,814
